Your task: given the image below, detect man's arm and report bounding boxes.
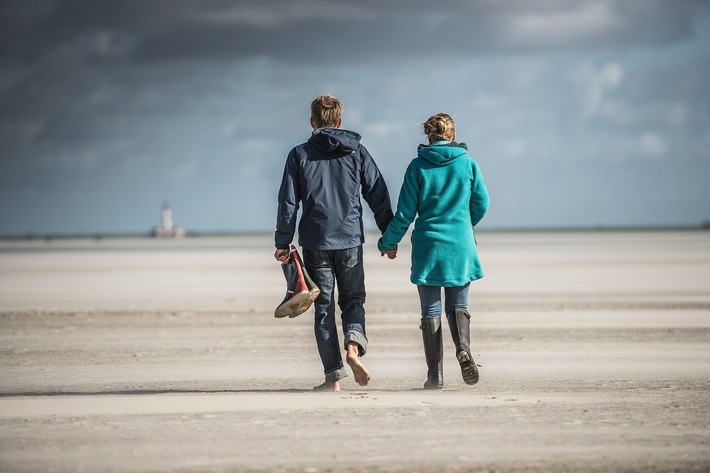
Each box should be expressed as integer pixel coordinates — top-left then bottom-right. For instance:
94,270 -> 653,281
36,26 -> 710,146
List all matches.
275,150 -> 300,255
359,147 -> 394,233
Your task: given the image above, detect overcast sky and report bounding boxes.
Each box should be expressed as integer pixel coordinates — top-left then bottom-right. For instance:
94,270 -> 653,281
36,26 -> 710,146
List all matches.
1,0 -> 709,235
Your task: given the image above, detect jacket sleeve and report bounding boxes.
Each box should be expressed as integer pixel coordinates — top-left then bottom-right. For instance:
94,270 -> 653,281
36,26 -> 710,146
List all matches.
377,162 -> 419,253
274,150 -> 300,248
470,160 -> 489,227
359,146 -> 394,234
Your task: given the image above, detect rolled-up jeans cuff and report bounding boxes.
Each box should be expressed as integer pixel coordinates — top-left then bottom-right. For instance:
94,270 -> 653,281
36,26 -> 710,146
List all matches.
324,366 -> 348,382
344,330 -> 368,357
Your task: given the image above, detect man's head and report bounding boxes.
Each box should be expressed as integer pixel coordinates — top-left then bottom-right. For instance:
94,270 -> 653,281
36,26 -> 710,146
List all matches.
310,94 -> 344,130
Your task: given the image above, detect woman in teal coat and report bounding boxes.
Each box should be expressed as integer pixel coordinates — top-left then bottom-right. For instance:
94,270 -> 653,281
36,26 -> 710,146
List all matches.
378,113 -> 489,389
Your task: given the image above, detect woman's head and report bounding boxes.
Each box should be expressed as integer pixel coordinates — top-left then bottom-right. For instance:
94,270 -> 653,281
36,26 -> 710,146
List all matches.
423,113 -> 455,143
310,94 -> 344,129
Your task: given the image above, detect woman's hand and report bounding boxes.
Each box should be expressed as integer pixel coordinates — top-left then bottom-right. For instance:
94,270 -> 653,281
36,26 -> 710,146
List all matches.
381,244 -> 398,260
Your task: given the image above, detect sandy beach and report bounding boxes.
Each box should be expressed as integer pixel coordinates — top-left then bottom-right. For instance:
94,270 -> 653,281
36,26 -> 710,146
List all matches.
0,231 -> 709,472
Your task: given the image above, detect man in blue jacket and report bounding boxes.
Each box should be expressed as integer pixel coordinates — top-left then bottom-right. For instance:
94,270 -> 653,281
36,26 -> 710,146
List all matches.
274,94 -> 394,391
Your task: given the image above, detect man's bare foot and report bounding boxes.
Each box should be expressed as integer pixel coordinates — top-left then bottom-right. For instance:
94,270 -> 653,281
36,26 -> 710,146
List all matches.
313,380 -> 340,392
346,342 -> 371,386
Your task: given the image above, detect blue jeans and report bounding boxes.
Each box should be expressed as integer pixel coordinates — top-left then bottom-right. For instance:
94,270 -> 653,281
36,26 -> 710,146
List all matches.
417,283 -> 470,318
303,246 -> 368,382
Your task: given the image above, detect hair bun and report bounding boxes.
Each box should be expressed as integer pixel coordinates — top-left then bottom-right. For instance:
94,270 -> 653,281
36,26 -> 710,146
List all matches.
423,113 -> 455,142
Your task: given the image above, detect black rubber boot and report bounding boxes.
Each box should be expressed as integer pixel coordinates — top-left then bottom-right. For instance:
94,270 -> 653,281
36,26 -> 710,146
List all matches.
446,308 -> 479,385
420,317 -> 443,389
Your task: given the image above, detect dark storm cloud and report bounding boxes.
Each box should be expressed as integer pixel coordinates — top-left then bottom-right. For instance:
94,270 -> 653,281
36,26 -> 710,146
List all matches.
1,1 -> 709,234
112,0 -> 709,62
1,0 -> 706,65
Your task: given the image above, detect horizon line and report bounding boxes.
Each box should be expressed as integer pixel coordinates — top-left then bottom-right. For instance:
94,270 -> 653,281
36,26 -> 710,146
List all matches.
1,223 -> 708,241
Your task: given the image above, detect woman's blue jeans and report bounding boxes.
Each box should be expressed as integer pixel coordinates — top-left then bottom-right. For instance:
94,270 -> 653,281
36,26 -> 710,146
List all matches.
417,283 -> 470,318
303,246 -> 368,382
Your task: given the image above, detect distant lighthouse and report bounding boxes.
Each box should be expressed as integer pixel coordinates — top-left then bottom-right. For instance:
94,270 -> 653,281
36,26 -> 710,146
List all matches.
151,202 -> 185,238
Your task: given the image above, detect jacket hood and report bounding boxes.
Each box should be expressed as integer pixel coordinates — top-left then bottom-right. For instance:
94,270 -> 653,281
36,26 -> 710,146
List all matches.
417,141 -> 468,166
308,128 -> 361,153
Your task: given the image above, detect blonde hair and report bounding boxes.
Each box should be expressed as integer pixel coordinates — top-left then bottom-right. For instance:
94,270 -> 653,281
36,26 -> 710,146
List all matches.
310,94 -> 344,129
423,113 -> 455,143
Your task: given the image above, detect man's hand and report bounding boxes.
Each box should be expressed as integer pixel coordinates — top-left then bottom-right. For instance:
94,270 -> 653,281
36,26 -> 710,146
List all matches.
274,248 -> 291,263
380,244 -> 397,260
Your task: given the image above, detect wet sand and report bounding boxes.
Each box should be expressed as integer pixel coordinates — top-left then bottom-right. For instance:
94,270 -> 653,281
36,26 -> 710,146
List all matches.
1,231 -> 709,472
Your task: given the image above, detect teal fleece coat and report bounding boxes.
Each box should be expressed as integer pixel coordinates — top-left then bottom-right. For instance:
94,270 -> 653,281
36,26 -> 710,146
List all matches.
377,142 -> 489,287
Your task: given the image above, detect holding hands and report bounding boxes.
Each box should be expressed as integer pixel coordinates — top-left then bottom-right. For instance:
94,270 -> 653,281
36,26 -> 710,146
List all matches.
381,244 -> 398,260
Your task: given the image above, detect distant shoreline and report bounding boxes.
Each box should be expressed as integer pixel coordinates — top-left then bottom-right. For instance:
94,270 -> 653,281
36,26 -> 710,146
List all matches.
0,224 -> 708,242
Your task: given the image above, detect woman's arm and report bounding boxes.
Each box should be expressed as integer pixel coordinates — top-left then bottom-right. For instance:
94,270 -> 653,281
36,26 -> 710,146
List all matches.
378,163 -> 420,252
469,160 -> 489,226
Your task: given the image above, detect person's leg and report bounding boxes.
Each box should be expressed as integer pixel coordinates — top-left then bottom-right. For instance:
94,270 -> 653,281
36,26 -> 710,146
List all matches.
417,285 -> 444,389
303,249 -> 348,391
444,283 -> 479,385
443,283 -> 470,314
334,246 -> 370,386
418,284 -> 443,318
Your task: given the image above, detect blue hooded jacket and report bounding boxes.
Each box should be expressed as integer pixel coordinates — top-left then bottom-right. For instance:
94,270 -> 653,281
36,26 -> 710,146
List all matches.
377,141 -> 489,286
275,128 -> 394,250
